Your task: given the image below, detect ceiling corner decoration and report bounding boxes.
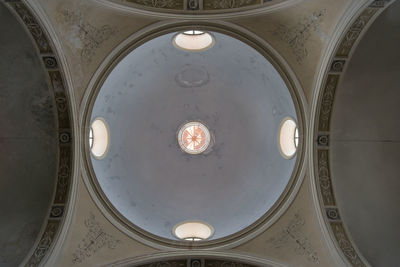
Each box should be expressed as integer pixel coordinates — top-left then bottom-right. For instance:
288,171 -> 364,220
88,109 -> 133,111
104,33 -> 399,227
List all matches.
313,1 -> 391,266
99,0 -> 296,14
4,1 -> 74,266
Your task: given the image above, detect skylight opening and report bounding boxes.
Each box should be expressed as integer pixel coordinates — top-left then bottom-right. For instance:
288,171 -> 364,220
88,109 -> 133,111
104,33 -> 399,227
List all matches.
279,118 -> 299,159
172,30 -> 215,52
173,221 -> 214,241
90,117 -> 110,159
178,121 -> 211,154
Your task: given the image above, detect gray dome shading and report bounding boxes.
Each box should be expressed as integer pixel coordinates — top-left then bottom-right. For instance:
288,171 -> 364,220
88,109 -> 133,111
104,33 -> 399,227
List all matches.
90,31 -> 297,241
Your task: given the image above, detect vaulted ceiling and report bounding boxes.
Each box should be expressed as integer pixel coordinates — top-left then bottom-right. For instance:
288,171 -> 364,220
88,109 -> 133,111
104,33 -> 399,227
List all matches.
0,4 -> 57,266
330,1 -> 400,265
0,0 -> 399,266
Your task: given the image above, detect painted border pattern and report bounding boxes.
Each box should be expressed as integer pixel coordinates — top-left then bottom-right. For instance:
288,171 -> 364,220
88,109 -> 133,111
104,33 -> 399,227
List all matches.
314,1 -> 388,266
4,1 -> 73,266
136,259 -> 257,267
118,0 -> 274,12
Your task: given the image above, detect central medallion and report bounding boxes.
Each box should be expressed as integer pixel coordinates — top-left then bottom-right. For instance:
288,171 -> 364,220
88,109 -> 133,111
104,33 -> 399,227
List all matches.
178,121 -> 211,154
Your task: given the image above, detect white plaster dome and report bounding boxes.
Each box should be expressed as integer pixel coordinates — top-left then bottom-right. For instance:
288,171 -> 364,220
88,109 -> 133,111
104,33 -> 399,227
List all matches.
90,30 -> 299,242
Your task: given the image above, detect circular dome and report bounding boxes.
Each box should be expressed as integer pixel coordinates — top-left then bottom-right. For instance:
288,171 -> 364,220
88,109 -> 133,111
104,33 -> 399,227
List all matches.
90,30 -> 299,243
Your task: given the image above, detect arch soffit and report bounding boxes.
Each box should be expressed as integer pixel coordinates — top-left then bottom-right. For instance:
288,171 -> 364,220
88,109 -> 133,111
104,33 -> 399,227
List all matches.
92,0 -> 304,19
3,1 -> 77,266
310,0 -> 394,266
103,251 -> 287,267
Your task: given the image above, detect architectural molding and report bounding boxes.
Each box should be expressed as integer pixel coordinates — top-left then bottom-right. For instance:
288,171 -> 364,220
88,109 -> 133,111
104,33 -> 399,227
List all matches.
92,0 -> 304,19
1,0 -> 396,265
309,0 -> 393,266
104,251 -> 286,267
79,20 -> 308,251
2,0 -> 80,266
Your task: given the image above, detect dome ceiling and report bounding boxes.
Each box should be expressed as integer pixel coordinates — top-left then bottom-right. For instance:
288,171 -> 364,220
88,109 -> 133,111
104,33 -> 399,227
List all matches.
90,31 -> 298,241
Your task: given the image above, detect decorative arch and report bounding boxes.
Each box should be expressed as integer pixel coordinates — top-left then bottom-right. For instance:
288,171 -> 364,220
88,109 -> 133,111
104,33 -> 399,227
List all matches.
103,251 -> 286,267
311,0 -> 392,266
4,1 -> 75,266
92,0 -> 303,18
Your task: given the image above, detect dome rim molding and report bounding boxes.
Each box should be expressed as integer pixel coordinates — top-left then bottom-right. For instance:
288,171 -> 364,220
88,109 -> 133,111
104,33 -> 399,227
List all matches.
93,0 -> 304,19
80,20 -> 308,250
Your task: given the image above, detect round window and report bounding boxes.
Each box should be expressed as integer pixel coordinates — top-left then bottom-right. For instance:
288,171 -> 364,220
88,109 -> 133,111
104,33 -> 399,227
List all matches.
173,221 -> 214,241
89,118 -> 110,159
172,30 -> 215,52
177,121 -> 211,154
278,118 -> 299,159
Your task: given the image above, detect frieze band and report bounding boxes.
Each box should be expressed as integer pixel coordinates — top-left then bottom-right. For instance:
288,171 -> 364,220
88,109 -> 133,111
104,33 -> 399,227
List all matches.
5,1 -> 73,266
137,259 -> 257,267
314,1 -> 389,266
123,0 -> 274,12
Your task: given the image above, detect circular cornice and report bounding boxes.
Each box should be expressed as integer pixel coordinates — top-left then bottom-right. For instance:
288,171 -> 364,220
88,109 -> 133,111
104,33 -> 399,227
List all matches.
80,20 -> 308,250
